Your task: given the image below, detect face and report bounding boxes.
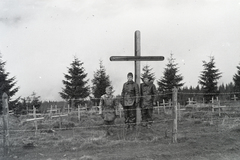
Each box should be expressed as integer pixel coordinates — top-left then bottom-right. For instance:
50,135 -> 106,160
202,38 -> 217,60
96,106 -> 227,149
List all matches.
143,77 -> 149,83
127,76 -> 133,81
106,89 -> 112,95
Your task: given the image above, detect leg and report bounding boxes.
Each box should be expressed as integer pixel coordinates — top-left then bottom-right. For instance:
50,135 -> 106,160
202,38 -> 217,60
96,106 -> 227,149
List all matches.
123,106 -> 130,129
141,106 -> 148,127
123,106 -> 129,124
128,104 -> 137,128
107,120 -> 115,136
147,106 -> 154,128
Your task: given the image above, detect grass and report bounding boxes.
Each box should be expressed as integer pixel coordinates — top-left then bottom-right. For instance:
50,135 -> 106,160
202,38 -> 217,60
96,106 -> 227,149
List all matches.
2,106 -> 240,159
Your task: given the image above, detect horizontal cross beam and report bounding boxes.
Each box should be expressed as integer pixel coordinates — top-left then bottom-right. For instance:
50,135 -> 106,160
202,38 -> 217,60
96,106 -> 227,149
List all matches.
110,56 -> 164,61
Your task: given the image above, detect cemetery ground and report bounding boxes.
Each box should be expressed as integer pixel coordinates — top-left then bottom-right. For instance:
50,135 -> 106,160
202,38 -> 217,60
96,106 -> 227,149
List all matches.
1,102 -> 240,160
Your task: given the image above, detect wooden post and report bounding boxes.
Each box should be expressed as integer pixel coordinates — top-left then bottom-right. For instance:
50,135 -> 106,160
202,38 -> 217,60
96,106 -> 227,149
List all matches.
233,95 -> 238,101
178,103 -> 181,121
50,105 -> 53,119
135,30 -> 141,124
33,106 -> 38,133
172,87 -> 178,143
68,104 -> 70,114
59,110 -> 62,129
2,92 -> 9,156
78,105 -> 81,122
157,101 -> 160,115
188,98 -> 191,104
163,99 -> 166,114
211,97 -> 214,112
218,99 -> 221,117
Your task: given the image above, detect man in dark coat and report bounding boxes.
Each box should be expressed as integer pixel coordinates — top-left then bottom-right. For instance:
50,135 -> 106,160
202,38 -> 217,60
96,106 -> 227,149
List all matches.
121,72 -> 139,130
140,74 -> 157,128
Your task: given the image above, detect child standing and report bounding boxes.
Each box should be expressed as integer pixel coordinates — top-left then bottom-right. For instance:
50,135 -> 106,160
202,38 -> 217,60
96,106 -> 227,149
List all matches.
140,74 -> 157,128
99,86 -> 117,136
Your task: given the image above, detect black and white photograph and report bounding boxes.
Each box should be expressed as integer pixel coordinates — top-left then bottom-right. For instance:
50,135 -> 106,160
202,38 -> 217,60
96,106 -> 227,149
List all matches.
1,0 -> 240,159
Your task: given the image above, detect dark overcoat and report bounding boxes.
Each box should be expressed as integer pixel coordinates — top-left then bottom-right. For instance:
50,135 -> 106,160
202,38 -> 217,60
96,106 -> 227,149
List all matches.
121,80 -> 139,106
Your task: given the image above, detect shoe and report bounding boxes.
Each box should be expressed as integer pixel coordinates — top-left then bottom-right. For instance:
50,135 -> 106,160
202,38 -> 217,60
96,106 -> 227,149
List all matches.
125,124 -> 130,130
141,122 -> 147,127
147,124 -> 152,129
109,131 -> 114,136
129,125 -> 135,131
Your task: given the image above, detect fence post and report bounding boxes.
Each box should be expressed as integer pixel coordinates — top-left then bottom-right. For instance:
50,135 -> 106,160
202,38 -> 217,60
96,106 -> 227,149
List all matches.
163,99 -> 166,114
33,106 -> 38,134
78,105 -> 81,122
178,103 -> 181,121
172,87 -> 178,143
50,105 -> 53,119
2,92 -> 9,156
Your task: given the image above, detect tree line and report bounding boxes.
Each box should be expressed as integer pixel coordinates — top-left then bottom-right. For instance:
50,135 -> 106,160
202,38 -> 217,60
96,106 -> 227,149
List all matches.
0,53 -> 240,114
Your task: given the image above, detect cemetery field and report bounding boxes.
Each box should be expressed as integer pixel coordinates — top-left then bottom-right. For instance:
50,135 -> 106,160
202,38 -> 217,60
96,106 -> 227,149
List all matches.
1,105 -> 240,160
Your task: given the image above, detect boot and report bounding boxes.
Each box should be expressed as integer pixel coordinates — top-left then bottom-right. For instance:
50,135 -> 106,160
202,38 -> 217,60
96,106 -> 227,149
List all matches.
125,124 -> 130,130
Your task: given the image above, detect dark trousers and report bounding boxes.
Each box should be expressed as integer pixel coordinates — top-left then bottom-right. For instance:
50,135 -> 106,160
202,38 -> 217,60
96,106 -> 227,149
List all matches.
141,106 -> 153,124
104,120 -> 115,133
123,104 -> 136,126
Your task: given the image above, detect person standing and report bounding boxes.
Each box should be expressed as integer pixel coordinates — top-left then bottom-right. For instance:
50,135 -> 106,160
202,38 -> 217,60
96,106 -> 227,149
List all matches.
121,72 -> 139,130
140,74 -> 157,128
99,86 -> 117,136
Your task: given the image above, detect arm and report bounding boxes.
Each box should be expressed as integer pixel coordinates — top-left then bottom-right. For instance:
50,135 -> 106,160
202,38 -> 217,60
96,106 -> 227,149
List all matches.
135,83 -> 140,104
139,83 -> 143,107
113,96 -> 119,115
121,83 -> 125,105
152,84 -> 157,105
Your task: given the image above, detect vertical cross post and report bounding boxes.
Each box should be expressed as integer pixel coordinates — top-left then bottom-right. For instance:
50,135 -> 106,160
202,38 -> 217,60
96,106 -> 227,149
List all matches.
135,30 -> 141,124
134,30 -> 141,85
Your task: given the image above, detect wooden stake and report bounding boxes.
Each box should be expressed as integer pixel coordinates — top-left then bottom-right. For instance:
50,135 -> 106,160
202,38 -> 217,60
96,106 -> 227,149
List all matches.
2,92 -> 9,156
172,87 -> 178,143
157,101 -> 160,115
78,105 -> 81,122
33,106 -> 38,134
178,103 -> 181,121
163,99 -> 166,114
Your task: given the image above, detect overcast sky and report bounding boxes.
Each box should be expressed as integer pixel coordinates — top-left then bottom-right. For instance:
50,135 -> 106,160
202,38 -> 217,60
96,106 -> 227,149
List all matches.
1,0 -> 240,101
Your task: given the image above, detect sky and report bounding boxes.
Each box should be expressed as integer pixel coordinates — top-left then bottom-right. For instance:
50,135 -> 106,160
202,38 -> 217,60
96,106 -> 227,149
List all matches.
0,0 -> 240,101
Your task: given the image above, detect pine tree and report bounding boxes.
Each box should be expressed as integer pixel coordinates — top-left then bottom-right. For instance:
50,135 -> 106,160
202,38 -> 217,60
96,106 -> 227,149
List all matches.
198,56 -> 222,103
0,54 -> 20,113
233,63 -> 240,98
141,64 -> 155,82
91,60 -> 111,105
157,53 -> 184,100
59,57 -> 90,107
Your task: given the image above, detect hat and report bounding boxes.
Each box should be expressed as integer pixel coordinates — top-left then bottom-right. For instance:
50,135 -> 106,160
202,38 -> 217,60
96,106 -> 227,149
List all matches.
142,73 -> 149,79
127,72 -> 133,77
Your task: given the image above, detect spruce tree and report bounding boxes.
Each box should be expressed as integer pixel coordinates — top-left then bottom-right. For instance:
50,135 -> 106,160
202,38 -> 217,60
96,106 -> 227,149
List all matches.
59,57 -> 90,107
91,60 -> 111,105
157,53 -> 184,100
233,63 -> 240,98
0,54 -> 20,113
198,56 -> 222,103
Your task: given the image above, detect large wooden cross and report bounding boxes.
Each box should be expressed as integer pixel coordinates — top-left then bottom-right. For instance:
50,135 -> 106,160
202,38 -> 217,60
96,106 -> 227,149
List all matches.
110,30 -> 164,123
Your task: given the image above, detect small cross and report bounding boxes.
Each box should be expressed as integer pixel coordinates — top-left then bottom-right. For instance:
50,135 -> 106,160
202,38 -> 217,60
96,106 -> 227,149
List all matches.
110,30 -> 164,123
